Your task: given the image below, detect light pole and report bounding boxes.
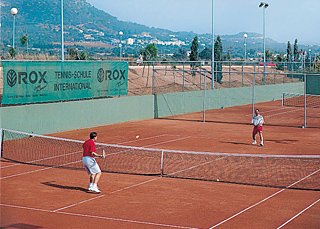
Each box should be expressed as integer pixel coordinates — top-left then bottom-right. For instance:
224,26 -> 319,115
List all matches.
259,2 -> 269,83
61,0 -> 64,61
211,0 -> 215,90
243,33 -> 248,62
10,8 -> 18,50
119,31 -> 123,59
308,49 -> 312,69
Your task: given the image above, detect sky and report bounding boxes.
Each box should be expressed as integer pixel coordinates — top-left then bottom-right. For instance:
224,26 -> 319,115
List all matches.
87,0 -> 320,45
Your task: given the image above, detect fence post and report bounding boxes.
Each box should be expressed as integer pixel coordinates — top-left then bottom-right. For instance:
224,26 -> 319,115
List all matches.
252,64 -> 256,118
303,73 -> 307,128
152,61 -> 155,95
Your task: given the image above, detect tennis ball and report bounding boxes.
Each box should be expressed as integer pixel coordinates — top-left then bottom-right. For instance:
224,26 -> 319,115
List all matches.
136,135 -> 140,139
216,179 -> 220,182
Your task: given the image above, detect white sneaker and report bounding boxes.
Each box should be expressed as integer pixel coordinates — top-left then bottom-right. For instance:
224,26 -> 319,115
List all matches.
260,142 -> 264,147
91,186 -> 101,193
252,140 -> 257,145
88,183 -> 94,191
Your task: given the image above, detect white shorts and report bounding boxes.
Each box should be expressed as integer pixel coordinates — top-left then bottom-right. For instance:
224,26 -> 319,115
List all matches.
82,156 -> 101,175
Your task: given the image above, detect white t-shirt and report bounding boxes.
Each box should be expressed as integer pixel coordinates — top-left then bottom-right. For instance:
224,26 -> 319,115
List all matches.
252,114 -> 264,126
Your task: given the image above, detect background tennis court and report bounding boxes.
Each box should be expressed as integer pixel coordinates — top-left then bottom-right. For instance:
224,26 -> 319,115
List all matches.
1,100 -> 319,228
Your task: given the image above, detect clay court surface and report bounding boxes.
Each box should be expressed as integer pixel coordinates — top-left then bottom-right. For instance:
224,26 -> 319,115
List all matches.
1,101 -> 320,228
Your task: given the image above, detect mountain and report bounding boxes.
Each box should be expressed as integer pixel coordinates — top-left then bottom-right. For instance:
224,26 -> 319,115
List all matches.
1,0 -> 319,59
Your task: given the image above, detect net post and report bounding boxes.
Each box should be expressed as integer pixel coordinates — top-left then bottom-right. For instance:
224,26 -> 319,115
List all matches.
304,73 -> 307,128
0,128 -> 3,158
160,150 -> 164,177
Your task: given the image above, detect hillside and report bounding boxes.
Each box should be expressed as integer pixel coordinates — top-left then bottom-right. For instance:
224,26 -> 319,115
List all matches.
1,0 -> 319,58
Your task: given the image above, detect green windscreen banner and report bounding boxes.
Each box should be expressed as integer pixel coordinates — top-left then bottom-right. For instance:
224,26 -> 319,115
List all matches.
306,74 -> 320,95
2,61 -> 128,105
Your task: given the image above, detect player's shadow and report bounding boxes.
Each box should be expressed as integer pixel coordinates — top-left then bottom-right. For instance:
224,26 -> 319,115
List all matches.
220,141 -> 253,146
1,223 -> 42,229
41,181 -> 88,193
267,139 -> 298,144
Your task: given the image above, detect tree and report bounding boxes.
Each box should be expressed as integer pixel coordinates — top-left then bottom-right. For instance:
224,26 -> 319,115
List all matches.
265,50 -> 273,61
293,39 -> 299,62
286,41 -> 292,62
9,47 -> 16,59
189,36 -> 199,71
21,34 -> 28,45
190,36 -> 199,61
67,47 -> 89,60
214,36 -> 223,83
141,44 -> 158,61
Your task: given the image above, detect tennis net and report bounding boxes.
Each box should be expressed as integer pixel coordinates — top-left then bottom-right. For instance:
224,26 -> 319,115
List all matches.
1,129 -> 320,191
282,93 -> 320,108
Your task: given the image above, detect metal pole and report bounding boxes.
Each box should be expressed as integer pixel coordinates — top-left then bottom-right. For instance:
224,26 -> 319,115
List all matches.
160,150 -> 164,176
152,61 -> 155,95
13,15 -> 16,49
244,34 -> 247,62
303,73 -> 307,128
182,62 -> 185,92
252,64 -> 256,118
211,0 -> 215,90
0,5 -> 2,58
263,6 -> 266,83
203,70 -> 207,122
61,0 -> 64,61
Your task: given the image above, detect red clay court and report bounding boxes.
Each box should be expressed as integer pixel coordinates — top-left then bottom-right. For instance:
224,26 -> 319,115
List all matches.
1,101 -> 320,228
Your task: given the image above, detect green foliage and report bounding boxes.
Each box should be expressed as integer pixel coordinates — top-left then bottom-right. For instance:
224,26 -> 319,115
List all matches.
173,48 -> 187,60
214,36 -> 223,83
20,34 -> 28,46
141,44 -> 158,61
287,41 -> 292,61
9,47 -> 16,58
294,39 -> 299,61
266,50 -> 273,61
190,36 -> 199,62
67,48 -> 89,60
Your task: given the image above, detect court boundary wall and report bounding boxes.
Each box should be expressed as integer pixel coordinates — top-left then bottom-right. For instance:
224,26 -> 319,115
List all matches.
0,82 -> 303,134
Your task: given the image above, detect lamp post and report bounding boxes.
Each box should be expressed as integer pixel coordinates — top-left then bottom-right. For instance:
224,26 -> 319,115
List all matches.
11,8 -> 18,50
259,2 -> 269,83
243,33 -> 248,62
211,0 -> 215,90
61,0 -> 64,61
119,31 -> 123,59
308,49 -> 312,69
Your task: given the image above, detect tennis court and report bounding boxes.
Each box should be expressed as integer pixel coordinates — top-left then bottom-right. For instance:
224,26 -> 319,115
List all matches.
1,100 -> 320,228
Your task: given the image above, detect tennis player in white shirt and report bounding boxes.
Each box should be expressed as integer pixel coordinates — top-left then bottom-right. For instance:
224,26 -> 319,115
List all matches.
252,109 -> 264,146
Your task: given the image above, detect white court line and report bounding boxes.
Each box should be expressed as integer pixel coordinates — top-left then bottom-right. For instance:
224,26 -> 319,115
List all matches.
209,168 -> 320,228
276,198 -> 320,229
0,203 -> 197,229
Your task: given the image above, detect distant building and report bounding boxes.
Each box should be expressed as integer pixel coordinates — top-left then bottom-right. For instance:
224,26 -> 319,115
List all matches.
141,32 -> 151,37
127,38 -> 135,45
